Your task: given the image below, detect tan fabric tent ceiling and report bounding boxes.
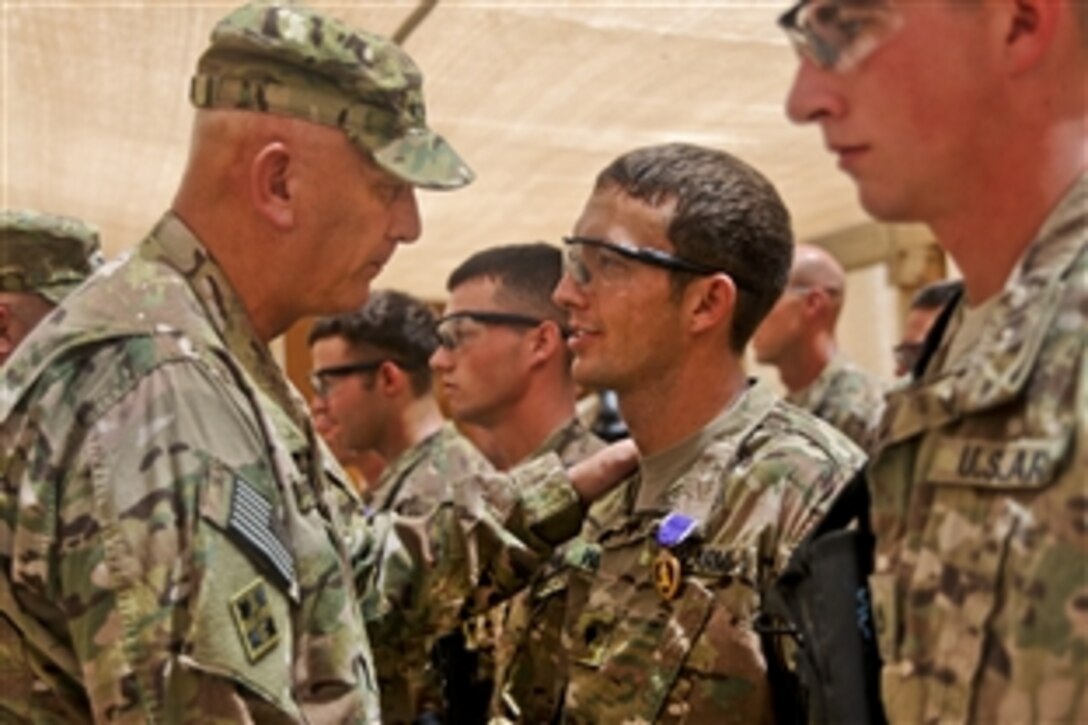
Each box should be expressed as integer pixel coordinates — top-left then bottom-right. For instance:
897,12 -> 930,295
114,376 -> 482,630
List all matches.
2,0 -> 879,302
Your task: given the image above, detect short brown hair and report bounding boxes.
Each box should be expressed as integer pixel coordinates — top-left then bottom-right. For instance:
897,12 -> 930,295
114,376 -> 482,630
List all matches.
309,289 -> 438,396
596,143 -> 793,353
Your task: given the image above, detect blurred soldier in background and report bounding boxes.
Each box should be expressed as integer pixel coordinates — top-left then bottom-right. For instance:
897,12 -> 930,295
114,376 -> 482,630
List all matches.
0,209 -> 102,365
310,289 -> 492,723
307,332 -> 389,488
753,242 -> 886,450
309,289 -> 489,512
783,0 -> 1087,720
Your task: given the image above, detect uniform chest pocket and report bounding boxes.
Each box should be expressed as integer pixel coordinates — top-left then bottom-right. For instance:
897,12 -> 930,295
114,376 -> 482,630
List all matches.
564,534 -> 719,722
183,464 -> 300,717
925,429 -> 1072,491
888,424 -> 1074,705
915,425 -> 1073,639
662,578 -> 775,725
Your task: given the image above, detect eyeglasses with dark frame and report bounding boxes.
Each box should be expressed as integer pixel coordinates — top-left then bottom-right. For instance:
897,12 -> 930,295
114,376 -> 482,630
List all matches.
784,283 -> 843,299
778,0 -> 903,73
310,359 -> 413,397
562,235 -> 756,292
435,310 -> 563,351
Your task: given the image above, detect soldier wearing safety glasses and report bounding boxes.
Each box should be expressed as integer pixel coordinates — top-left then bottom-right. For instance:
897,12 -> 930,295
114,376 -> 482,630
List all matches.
429,243 -> 605,724
308,290 -> 494,724
544,142 -> 866,723
782,0 -> 1087,722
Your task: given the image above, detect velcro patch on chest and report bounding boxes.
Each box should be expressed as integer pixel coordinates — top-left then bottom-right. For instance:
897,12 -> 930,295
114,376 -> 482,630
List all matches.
229,578 -> 281,663
229,477 -> 298,592
928,435 -> 1069,489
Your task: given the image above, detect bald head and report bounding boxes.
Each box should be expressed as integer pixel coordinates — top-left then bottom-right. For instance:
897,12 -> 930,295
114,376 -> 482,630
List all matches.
790,244 -> 845,316
752,243 -> 847,369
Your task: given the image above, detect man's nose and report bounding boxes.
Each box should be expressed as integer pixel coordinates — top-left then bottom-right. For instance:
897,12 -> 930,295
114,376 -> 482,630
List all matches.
785,55 -> 846,126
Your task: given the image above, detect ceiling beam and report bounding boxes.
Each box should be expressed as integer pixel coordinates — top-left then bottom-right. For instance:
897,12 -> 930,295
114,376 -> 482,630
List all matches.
393,0 -> 440,45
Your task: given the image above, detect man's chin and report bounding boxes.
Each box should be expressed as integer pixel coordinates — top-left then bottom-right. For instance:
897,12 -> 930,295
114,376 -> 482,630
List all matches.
855,183 -> 921,225
572,361 -> 612,392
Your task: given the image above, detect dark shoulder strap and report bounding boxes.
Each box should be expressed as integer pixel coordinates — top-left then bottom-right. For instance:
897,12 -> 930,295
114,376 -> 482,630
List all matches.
912,286 -> 965,379
810,471 -> 872,540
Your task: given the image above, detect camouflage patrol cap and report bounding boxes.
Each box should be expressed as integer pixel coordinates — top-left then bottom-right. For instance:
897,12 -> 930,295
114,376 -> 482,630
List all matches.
190,2 -> 474,191
0,210 -> 104,304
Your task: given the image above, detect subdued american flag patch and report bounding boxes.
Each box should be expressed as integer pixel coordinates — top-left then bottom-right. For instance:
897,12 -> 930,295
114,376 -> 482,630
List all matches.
229,477 -> 297,594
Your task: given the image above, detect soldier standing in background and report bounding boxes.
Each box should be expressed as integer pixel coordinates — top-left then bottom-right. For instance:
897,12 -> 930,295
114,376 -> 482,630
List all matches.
0,4 -> 634,721
308,290 -> 490,514
0,210 -> 103,365
549,142 -> 866,722
432,244 -> 601,472
429,243 -> 604,723
310,289 -> 493,723
752,242 -> 886,450
782,0 -> 1087,720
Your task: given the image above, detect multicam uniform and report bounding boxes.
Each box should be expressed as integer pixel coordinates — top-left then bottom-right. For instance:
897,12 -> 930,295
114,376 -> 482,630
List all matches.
560,382 -> 865,723
0,215 -> 586,722
368,423 -> 493,517
786,353 -> 886,452
869,177 -> 1087,723
488,418 -> 605,723
364,423 -> 494,723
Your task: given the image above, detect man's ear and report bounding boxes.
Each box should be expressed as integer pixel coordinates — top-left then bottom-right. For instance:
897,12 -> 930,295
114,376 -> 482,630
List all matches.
375,361 -> 404,396
1001,0 -> 1060,74
250,141 -> 296,229
688,274 -> 736,335
801,287 -> 828,318
525,320 -> 565,369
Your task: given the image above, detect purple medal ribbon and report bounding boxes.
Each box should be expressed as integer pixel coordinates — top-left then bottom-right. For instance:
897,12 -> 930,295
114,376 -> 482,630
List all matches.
656,512 -> 697,548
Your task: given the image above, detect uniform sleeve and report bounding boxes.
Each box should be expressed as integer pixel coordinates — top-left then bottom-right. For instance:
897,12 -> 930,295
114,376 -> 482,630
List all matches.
355,452 -> 586,635
56,358 -> 317,722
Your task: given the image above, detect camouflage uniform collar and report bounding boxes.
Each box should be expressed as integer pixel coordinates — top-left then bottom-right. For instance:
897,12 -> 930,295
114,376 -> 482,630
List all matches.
634,380 -> 775,514
1015,173 -> 1088,280
785,352 -> 850,412
145,213 -> 312,436
527,415 -> 590,462
369,423 -> 452,512
878,175 -> 1087,443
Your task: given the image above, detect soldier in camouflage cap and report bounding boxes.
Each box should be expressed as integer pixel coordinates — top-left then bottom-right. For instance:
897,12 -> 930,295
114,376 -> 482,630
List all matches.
190,1 -> 473,190
0,3 -> 634,722
752,243 -> 886,451
541,143 -> 866,722
0,209 -> 102,365
783,0 -> 1087,720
